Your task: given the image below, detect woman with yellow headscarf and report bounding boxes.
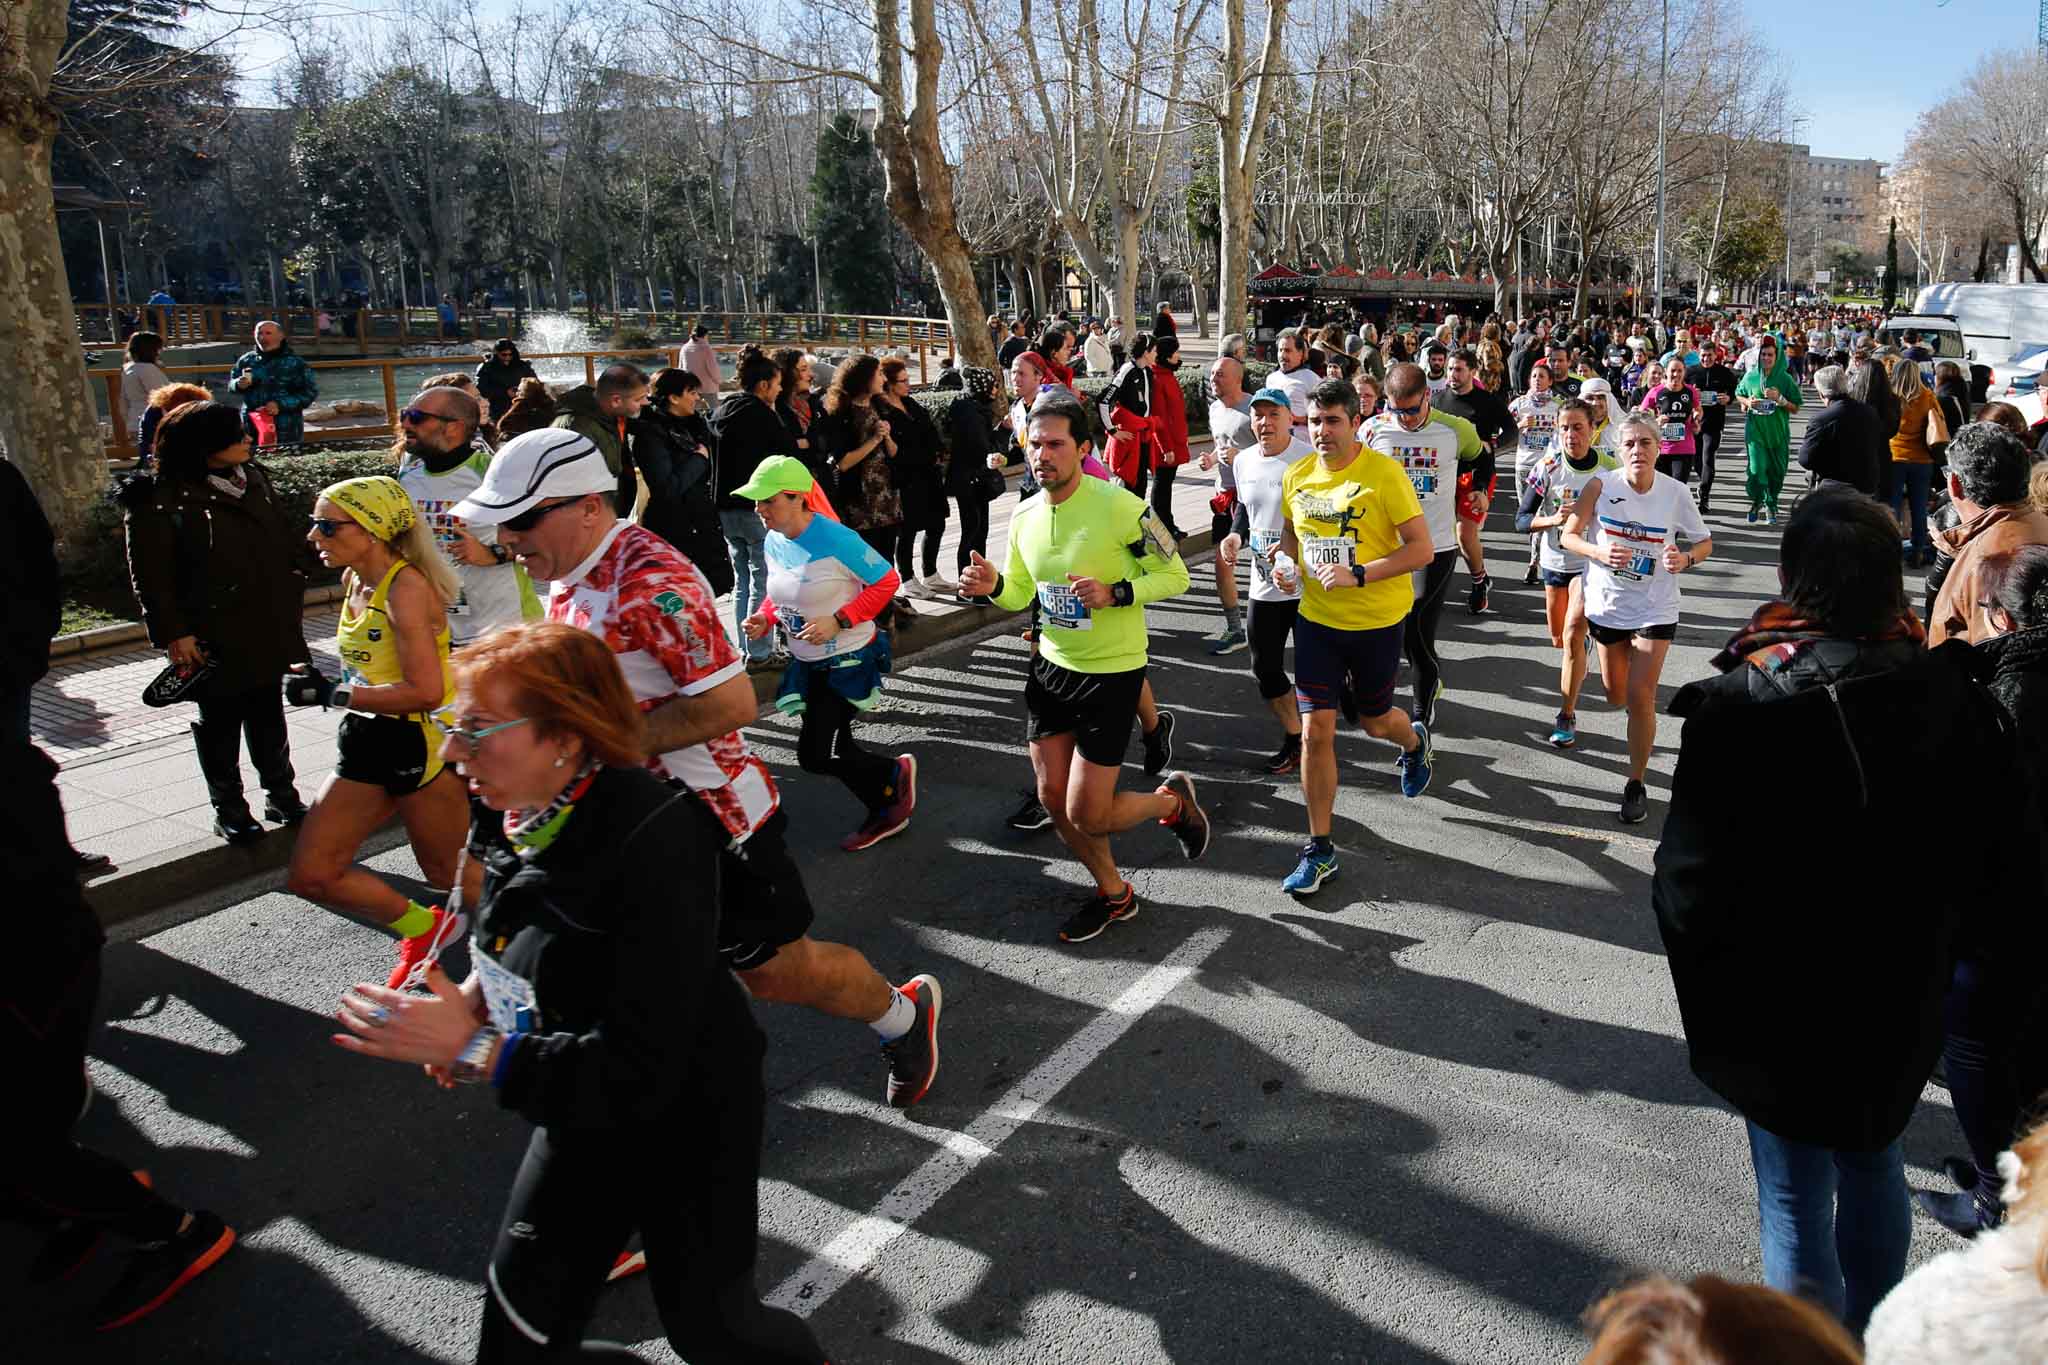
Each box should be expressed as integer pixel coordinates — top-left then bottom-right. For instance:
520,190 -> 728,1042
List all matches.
284,475 -> 478,990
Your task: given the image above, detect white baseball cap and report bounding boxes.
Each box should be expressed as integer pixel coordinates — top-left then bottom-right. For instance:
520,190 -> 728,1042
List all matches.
450,429 -> 616,525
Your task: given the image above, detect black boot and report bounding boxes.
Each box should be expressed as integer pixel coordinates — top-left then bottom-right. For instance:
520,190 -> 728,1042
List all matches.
1914,1185 -> 2003,1239
242,687 -> 303,822
190,716 -> 261,845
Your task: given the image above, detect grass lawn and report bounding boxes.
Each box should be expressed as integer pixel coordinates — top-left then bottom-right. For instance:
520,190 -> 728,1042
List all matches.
59,595 -> 136,637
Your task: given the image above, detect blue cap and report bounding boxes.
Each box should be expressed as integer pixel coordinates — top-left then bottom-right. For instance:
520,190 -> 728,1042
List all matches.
1248,385 -> 1293,409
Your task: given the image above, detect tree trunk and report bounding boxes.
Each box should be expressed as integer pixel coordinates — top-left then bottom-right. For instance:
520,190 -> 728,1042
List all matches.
1189,272 -> 1210,338
266,249 -> 287,311
1214,0 -> 1289,340
1,0 -> 107,535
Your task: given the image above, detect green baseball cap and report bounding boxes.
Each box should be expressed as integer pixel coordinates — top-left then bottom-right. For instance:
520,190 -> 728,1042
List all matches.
733,454 -> 815,501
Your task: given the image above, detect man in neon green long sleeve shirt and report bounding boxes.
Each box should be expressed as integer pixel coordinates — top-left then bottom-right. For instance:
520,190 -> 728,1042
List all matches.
960,392 -> 1213,944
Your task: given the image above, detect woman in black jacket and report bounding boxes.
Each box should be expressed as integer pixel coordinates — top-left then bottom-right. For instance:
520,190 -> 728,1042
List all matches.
636,368 -> 734,597
946,367 -> 1006,585
771,347 -> 829,490
1850,357 -> 1902,506
120,400 -> 312,843
1652,490 -> 2035,1333
474,342 -> 538,424
333,622 -> 828,1365
877,355 -> 948,595
710,346 -> 799,666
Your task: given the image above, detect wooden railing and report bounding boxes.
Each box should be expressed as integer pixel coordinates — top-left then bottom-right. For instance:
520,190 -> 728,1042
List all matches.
87,340 -> 939,460
74,305 -> 954,356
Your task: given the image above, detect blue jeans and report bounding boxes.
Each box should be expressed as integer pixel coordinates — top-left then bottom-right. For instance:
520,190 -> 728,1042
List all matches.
1890,462 -> 1934,556
719,508 -> 770,660
1744,1120 -> 1910,1333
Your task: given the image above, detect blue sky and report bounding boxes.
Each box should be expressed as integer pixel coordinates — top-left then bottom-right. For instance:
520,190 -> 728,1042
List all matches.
1752,0 -> 2030,163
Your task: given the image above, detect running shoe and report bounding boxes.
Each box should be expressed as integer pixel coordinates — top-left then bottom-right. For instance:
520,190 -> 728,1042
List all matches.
1618,779 -> 1650,825
888,754 -> 918,824
30,1171 -> 154,1285
1158,771 -> 1211,860
1005,790 -> 1052,831
388,907 -> 468,991
1142,708 -> 1176,777
608,1249 -> 647,1282
1058,884 -> 1140,943
1397,722 -> 1434,799
840,803 -> 910,852
1547,712 -> 1578,749
1467,573 -> 1491,615
881,973 -> 943,1108
1207,626 -> 1248,657
1264,734 -> 1303,776
1764,508 -> 1778,527
93,1210 -> 236,1331
901,577 -> 935,600
1746,506 -> 1761,525
1414,678 -> 1444,732
922,573 -> 957,595
1282,841 -> 1339,896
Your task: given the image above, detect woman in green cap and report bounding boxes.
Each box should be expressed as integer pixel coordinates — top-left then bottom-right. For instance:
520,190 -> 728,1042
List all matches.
284,475 -> 478,990
1735,334 -> 1803,525
738,454 -> 917,853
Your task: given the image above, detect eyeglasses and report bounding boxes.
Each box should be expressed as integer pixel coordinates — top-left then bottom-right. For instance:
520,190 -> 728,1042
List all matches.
400,406 -> 453,426
308,517 -> 352,537
500,498 -> 584,533
1386,400 -> 1424,416
433,709 -> 533,751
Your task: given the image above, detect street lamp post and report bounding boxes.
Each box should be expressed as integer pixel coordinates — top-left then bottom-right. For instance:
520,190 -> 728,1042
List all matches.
1653,0 -> 1669,318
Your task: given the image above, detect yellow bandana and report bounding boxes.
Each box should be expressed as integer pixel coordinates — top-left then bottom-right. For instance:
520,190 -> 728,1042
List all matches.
322,475 -> 416,540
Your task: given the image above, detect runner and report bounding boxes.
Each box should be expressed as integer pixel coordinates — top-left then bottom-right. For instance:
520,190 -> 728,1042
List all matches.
1558,413 -> 1714,823
1638,356 -> 1703,485
1272,378 -> 1435,896
1687,340 -> 1739,515
1422,342 -> 1451,396
1202,355 -> 1259,656
1270,327 -> 1320,432
1367,362 -> 1485,731
1510,361 -> 1563,584
1220,386 -> 1313,775
1514,399 -> 1619,749
738,455 -> 916,851
284,477 -> 477,989
452,430 -> 942,1107
957,390 -> 1211,944
392,385 -> 542,647
1433,347 -> 1514,614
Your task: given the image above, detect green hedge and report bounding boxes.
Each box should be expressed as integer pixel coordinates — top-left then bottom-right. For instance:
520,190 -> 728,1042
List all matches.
64,447 -> 399,602
906,360 -> 1274,460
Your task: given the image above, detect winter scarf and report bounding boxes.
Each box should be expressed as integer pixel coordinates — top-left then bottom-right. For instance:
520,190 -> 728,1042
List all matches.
1711,599 -> 1925,677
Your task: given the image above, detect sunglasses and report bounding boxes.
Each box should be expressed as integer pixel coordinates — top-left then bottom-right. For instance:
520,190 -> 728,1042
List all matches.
1386,401 -> 1424,416
308,516 -> 352,537
500,497 -> 585,533
400,406 -> 454,426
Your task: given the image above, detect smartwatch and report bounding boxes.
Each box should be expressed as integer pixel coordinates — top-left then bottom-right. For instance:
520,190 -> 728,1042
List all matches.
1110,580 -> 1136,607
833,609 -> 854,630
1351,563 -> 1366,588
328,683 -> 355,712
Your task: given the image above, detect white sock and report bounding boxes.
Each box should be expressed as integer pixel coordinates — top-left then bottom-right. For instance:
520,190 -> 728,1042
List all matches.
870,987 -> 916,1040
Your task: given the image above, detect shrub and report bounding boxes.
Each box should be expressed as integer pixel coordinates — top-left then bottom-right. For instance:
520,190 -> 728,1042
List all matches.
610,325 -> 657,349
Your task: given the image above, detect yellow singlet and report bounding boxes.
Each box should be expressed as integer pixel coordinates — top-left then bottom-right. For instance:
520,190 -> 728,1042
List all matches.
336,559 -> 454,787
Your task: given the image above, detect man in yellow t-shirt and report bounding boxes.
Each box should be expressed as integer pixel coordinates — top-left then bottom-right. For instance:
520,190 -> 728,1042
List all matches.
1274,377 -> 1435,896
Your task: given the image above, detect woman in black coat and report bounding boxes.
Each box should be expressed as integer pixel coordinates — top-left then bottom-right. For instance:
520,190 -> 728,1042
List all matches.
945,367 -> 1006,585
332,622 -> 828,1365
120,400 -> 313,843
636,368 -> 734,597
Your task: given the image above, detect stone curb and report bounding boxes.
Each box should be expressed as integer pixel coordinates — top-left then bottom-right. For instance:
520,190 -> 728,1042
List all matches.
84,520 -> 1222,932
53,584 -> 351,661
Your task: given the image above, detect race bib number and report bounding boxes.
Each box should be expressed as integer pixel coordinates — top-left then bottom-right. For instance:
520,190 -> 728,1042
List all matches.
1701,391 -> 1721,406
1660,422 -> 1686,443
1754,400 -> 1776,416
1303,535 -> 1355,573
475,949 -> 538,1033
782,608 -> 807,636
1248,529 -> 1291,589
1622,549 -> 1657,581
1037,582 -> 1093,630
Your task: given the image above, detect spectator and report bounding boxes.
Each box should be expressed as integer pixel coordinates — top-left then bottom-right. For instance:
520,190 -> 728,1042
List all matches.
680,324 -> 723,395
1218,331 -> 1248,364
1975,400 -> 2031,440
136,381 -> 210,469
1083,320 -> 1113,376
877,356 -> 949,595
1929,423 -> 2048,645
1797,364 -> 1884,494
473,341 -> 537,423
997,320 -> 1031,367
1035,324 -> 1077,390
436,292 -> 460,337
118,401 -> 311,843
1106,315 -> 1127,371
770,347 -> 828,491
227,320 -> 317,448
1936,359 -> 1973,447
946,367 -> 1005,589
1849,355 -> 1902,506
118,331 -> 170,446
1652,489 -> 2030,1334
1153,301 -> 1177,337
495,377 -> 557,439
814,354 -> 904,565
1149,333 -> 1193,540
1105,331 -> 1160,495
551,362 -> 649,515
636,368 -> 733,597
711,346 -> 800,667
1865,1117 -> 2048,1363
1580,1274 -> 1861,1365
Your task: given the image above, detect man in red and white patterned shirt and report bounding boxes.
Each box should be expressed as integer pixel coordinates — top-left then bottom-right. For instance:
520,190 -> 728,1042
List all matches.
454,430 -> 944,1110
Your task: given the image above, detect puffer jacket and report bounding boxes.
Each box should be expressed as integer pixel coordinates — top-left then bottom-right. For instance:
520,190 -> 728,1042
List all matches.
710,391 -> 800,509
227,344 -> 318,443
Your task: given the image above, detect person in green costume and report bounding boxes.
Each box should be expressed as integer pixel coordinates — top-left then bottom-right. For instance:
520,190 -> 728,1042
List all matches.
1734,334 -> 1802,525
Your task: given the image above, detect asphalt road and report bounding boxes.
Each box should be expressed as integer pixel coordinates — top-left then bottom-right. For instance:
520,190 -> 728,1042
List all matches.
9,460 -> 1968,1364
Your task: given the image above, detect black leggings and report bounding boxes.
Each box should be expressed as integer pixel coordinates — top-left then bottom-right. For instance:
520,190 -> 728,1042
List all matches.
955,493 -> 992,572
1656,453 -> 1695,484
1403,549 -> 1459,716
477,1110 -> 825,1364
1150,463 -> 1183,536
895,529 -> 942,581
1247,598 -> 1299,701
3,955 -> 187,1246
795,672 -> 898,813
1941,954 -> 2039,1196
1698,427 -> 1724,508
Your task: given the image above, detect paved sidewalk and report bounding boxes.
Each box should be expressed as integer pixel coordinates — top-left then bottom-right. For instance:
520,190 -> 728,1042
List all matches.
36,461 -> 1229,886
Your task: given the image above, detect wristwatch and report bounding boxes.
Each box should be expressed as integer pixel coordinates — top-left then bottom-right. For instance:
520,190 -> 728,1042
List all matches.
328,683 -> 355,712
450,1024 -> 502,1085
488,541 -> 512,565
1110,580 -> 1136,607
1351,563 -> 1367,588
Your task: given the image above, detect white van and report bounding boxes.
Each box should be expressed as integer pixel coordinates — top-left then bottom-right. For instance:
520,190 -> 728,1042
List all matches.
1912,283 -> 2048,361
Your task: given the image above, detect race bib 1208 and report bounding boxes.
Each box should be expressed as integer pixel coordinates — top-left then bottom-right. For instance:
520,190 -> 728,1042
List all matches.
1303,535 -> 1356,572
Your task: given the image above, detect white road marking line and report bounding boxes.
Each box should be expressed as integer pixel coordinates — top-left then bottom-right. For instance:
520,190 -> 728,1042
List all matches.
767,926 -> 1231,1317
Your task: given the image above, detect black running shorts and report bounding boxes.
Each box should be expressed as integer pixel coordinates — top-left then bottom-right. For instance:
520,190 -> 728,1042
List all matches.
1588,619 -> 1678,646
1026,656 -> 1146,768
700,805 -> 817,972
334,713 -> 442,796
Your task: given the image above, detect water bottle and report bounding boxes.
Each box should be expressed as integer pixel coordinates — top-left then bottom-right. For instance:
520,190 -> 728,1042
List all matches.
1273,550 -> 1298,593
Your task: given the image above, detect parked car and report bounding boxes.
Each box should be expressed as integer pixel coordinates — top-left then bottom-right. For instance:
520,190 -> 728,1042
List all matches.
1984,343 -> 2048,401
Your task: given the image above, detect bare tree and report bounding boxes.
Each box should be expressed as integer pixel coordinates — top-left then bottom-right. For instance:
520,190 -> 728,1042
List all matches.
1919,52 -> 2048,284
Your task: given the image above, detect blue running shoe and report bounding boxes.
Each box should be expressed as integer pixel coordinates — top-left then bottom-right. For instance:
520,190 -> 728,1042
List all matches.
1398,721 -> 1434,799
1282,840 -> 1339,896
1547,711 -> 1577,749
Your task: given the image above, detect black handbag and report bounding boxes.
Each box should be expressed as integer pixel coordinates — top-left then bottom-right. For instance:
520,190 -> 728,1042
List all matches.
142,646 -> 218,706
